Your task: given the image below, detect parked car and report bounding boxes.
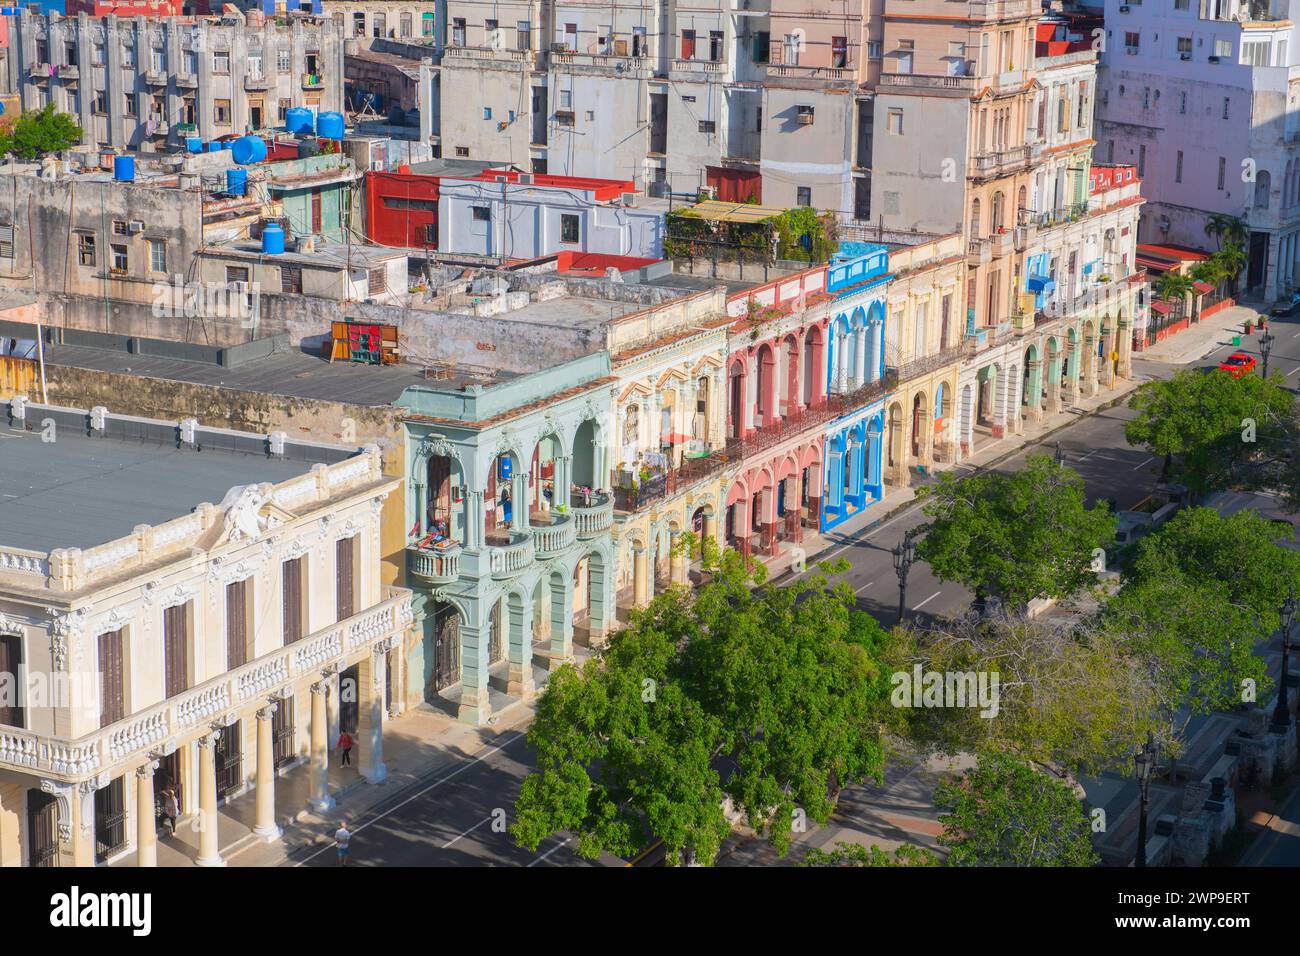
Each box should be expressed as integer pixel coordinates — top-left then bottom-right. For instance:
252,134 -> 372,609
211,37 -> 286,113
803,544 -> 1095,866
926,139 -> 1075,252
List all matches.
1272,291 -> 1300,317
1218,352 -> 1257,378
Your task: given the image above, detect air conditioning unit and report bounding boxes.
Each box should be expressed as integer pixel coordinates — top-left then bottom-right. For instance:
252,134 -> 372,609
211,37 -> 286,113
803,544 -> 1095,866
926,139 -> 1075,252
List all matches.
1209,55 -> 1221,63
1179,52 -> 1191,60
517,173 -> 533,185
127,220 -> 145,233
1118,4 -> 1130,11
796,105 -> 815,125
621,191 -> 636,206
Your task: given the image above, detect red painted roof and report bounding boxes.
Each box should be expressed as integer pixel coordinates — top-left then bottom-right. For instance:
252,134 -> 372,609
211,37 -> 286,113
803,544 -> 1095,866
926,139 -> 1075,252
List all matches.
1136,243 -> 1209,262
1192,280 -> 1215,294
1150,301 -> 1172,315
446,169 -> 638,202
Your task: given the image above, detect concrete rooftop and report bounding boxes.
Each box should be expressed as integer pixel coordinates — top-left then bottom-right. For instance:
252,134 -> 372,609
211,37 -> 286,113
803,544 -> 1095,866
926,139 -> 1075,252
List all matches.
0,418 -> 336,553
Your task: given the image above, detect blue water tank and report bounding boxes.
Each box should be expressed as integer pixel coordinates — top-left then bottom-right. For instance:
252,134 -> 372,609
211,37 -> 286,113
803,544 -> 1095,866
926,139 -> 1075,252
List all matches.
185,136 -> 203,153
207,141 -> 223,153
285,107 -> 315,135
113,155 -> 134,182
231,135 -> 268,165
316,111 -> 345,140
261,222 -> 286,255
226,168 -> 248,196
221,140 -> 232,151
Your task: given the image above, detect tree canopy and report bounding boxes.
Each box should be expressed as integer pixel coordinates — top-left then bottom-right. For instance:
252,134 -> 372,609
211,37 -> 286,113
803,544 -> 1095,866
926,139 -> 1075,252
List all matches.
1124,368 -> 1294,497
512,548 -> 899,865
914,454 -> 1116,612
0,104 -> 82,161
934,751 -> 1100,867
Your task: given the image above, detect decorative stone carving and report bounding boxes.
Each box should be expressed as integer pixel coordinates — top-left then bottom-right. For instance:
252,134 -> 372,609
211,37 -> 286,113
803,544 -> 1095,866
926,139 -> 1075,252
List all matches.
221,485 -> 282,542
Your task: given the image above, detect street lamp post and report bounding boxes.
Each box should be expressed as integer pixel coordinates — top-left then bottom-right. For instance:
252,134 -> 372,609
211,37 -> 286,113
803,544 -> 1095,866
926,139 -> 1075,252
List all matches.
1053,442 -> 1066,467
1272,588 -> 1299,729
1260,328 -> 1275,379
893,530 -> 917,623
1134,735 -> 1156,868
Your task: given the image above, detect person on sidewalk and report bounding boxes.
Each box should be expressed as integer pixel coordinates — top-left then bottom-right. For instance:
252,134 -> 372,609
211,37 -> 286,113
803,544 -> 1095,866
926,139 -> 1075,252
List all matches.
335,821 -> 351,866
338,729 -> 354,766
161,786 -> 179,837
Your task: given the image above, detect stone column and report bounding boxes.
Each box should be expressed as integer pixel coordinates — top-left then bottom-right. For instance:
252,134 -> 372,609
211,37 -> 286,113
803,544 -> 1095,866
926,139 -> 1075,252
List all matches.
632,546 -> 650,607
512,472 -> 530,529
308,680 -> 335,813
548,580 -> 574,667
670,529 -> 688,584
70,781 -> 95,867
195,732 -> 225,867
135,760 -> 158,867
703,512 -> 718,548
853,327 -> 867,389
1025,359 -> 1043,422
254,704 -> 282,840
784,475 -> 801,541
413,480 -> 425,536
761,489 -> 778,556
1118,319 -> 1133,379
1081,334 -> 1096,397
358,648 -> 389,783
506,596 -> 535,699
836,334 -> 849,393
457,621 -> 492,725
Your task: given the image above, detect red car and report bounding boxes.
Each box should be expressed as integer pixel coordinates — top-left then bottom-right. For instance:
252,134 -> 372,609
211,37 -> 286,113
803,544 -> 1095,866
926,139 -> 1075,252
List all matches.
1218,352 -> 1257,378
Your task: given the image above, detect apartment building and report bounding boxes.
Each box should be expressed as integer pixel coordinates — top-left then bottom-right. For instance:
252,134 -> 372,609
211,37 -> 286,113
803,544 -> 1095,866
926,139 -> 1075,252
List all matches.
321,1 -> 436,46
0,401 -> 408,867
1094,0 -> 1300,299
5,9 -> 344,152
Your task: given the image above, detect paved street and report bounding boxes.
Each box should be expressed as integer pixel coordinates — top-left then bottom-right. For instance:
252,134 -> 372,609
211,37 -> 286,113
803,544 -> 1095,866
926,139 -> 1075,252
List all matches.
282,310 -> 1300,867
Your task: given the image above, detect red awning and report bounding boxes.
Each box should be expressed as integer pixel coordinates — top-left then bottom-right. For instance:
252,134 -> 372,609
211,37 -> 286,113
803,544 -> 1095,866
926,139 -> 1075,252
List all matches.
1192,280 -> 1215,294
1150,301 -> 1172,315
660,432 -> 694,444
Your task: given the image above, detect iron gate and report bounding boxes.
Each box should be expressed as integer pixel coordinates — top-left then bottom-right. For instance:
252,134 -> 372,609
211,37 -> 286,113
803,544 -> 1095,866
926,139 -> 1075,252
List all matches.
93,778 -> 127,863
215,722 -> 243,799
273,699 -> 296,769
432,610 -> 460,693
27,789 -> 58,867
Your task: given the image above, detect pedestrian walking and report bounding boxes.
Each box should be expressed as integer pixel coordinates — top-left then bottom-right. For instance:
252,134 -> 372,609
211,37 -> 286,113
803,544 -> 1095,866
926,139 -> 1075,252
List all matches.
161,787 -> 178,836
338,729 -> 353,766
335,821 -> 351,866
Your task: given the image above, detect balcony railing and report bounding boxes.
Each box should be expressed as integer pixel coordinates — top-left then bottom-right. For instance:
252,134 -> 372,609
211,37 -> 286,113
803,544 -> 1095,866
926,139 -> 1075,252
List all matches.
57,64 -> 79,81
877,72 -> 975,94
971,143 -> 1041,178
174,72 -> 198,88
550,50 -> 650,74
768,64 -> 852,80
487,530 -> 535,578
531,512 -> 576,559
406,541 -> 461,584
444,45 -> 533,66
0,588 -> 413,781
673,58 -> 725,74
571,491 -> 613,538
143,69 -> 166,86
244,73 -> 270,90
889,346 -> 967,385
613,451 -> 734,513
724,374 -> 898,462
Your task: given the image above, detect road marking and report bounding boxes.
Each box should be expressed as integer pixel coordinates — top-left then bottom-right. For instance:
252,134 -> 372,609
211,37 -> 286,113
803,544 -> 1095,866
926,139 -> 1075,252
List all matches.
854,580 -> 876,594
1131,455 -> 1154,471
1289,365 -> 1300,379
1078,449 -> 1099,461
528,836 -> 572,867
912,590 -> 943,611
444,814 -> 493,849
291,730 -> 527,866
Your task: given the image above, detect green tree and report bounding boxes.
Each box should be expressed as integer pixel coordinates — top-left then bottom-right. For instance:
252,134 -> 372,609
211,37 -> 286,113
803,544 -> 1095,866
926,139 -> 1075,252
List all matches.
0,104 -> 82,161
1155,271 -> 1194,303
512,550 -> 899,864
914,454 -> 1116,613
889,616 -> 1158,779
1124,368 -> 1294,496
801,842 -> 940,867
1204,213 -> 1248,251
934,751 -> 1100,867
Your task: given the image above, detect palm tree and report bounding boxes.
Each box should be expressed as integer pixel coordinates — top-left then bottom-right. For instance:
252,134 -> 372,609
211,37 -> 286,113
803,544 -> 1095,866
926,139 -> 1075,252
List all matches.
1188,259 -> 1225,288
1155,271 -> 1194,302
1204,213 -> 1248,251
1214,242 -> 1248,293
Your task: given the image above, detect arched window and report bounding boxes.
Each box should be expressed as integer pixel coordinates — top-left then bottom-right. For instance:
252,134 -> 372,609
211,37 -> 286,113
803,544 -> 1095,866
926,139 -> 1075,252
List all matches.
1255,169 -> 1272,210
969,197 -> 981,238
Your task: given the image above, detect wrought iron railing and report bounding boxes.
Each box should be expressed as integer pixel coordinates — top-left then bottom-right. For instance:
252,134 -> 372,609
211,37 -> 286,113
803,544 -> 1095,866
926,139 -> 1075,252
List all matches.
613,451 -> 735,513
724,374 -> 898,461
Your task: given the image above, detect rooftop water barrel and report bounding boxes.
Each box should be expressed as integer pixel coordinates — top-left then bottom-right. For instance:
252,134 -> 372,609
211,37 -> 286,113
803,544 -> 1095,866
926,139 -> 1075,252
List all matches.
185,136 -> 203,153
113,155 -> 135,182
285,107 -> 315,135
221,140 -> 232,151
226,168 -> 248,196
316,111 -> 345,140
231,135 -> 268,165
207,141 -> 223,153
261,222 -> 285,255
297,138 -> 320,159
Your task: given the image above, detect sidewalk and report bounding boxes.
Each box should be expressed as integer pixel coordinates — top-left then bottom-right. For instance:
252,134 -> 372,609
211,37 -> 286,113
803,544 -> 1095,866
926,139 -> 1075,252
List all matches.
115,699 -> 538,867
